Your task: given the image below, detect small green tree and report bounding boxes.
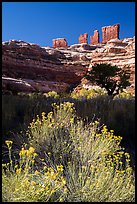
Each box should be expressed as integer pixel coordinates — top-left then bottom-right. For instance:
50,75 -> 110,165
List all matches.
85,63 -> 131,98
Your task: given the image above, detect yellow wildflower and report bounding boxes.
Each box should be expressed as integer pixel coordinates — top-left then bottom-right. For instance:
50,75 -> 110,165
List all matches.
31,181 -> 36,186
125,152 -> 130,158
5,140 -> 13,148
29,146 -> 35,154
43,166 -> 47,170
45,186 -> 49,191
61,177 -> 66,185
16,168 -> 21,174
19,148 -> 26,157
34,170 -> 40,175
64,187 -> 68,193
60,197 -> 63,202
14,164 -> 18,169
33,153 -> 37,157
57,164 -> 63,172
31,160 -> 35,164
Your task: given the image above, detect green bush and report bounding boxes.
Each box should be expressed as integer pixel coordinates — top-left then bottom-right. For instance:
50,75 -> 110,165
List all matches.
3,102 -> 133,202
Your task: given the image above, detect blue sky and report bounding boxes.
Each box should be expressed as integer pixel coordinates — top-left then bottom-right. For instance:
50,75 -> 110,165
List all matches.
2,2 -> 135,47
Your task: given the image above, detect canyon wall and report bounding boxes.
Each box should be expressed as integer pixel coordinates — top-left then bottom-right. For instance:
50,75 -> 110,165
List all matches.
2,36 -> 135,94
89,37 -> 135,91
2,40 -> 88,94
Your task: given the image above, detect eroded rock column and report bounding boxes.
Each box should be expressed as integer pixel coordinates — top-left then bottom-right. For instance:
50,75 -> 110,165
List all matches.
78,33 -> 88,44
52,38 -> 68,48
90,30 -> 100,45
102,24 -> 120,44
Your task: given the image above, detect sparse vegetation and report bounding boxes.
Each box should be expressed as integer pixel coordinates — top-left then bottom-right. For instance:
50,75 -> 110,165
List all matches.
2,90 -> 135,152
71,86 -> 107,99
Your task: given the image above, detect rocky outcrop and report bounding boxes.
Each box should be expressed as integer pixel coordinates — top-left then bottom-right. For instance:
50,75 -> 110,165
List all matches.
52,38 -> 68,48
2,77 -> 69,93
89,37 -> 135,91
2,40 -> 88,94
90,30 -> 100,45
102,24 -> 120,44
2,36 -> 135,94
78,33 -> 88,44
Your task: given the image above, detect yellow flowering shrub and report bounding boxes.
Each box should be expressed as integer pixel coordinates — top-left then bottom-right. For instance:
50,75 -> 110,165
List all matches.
27,102 -> 76,165
43,91 -> 60,99
70,87 -> 134,100
114,90 -> 135,99
2,102 -> 135,202
2,141 -> 67,202
65,120 -> 135,202
71,87 -> 107,100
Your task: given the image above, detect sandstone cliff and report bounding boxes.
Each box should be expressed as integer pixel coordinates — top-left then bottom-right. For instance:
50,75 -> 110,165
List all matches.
2,40 -> 88,93
89,37 -> 135,91
2,37 -> 135,94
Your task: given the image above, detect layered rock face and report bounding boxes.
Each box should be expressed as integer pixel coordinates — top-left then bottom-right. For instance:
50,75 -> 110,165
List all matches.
2,37 -> 135,94
2,40 -> 88,93
89,37 -> 135,91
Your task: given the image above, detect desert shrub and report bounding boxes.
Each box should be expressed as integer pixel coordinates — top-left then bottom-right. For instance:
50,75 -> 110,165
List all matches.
2,141 -> 67,202
71,87 -> 107,99
2,94 -> 135,167
114,90 -> 135,99
2,94 -> 56,138
71,87 -> 134,100
27,102 -> 76,166
64,121 -> 134,202
23,102 -> 135,202
74,96 -> 135,152
43,91 -> 60,99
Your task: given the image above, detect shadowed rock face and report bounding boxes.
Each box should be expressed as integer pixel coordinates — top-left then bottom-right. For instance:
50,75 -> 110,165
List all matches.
2,40 -> 88,94
2,37 -> 135,94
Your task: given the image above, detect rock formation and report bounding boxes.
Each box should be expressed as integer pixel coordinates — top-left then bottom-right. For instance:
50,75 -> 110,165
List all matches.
2,40 -> 89,94
102,24 -> 120,44
90,30 -> 100,45
89,37 -> 135,91
2,35 -> 135,94
52,38 -> 68,48
78,33 -> 88,44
